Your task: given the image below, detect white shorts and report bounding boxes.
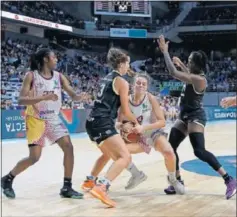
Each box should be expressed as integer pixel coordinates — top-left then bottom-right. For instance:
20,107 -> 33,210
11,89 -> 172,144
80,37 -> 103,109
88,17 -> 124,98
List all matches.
138,129 -> 168,154
26,116 -> 69,147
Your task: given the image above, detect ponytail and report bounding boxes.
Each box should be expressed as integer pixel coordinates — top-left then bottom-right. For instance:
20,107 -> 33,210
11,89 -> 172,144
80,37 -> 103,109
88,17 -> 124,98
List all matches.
30,53 -> 38,71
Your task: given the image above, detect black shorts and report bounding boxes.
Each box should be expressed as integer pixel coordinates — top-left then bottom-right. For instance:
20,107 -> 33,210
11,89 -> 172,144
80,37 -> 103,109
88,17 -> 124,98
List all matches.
179,108 -> 207,127
85,117 -> 118,145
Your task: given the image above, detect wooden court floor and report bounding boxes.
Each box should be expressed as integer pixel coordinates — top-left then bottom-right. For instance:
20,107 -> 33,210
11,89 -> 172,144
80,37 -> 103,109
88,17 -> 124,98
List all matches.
1,121 -> 236,217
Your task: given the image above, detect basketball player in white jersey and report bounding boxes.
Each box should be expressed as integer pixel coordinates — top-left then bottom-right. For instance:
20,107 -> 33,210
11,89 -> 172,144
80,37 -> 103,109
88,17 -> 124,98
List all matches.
81,73 -> 185,194
1,48 -> 87,199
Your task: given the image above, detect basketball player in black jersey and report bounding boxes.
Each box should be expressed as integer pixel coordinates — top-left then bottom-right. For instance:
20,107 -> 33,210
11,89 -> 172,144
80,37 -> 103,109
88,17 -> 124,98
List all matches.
85,48 -> 140,208
158,35 -> 236,200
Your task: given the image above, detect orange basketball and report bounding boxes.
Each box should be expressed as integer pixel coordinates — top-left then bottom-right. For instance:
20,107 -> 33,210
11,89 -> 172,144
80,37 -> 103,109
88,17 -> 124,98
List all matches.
120,121 -> 140,143
125,132 -> 140,143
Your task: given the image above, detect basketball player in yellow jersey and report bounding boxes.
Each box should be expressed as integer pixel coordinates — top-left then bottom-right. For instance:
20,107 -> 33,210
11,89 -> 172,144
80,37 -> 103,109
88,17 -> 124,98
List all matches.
1,48 -> 88,199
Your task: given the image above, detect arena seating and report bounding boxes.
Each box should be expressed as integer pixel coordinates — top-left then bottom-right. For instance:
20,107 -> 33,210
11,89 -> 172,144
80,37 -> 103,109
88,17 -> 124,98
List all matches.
1,36 -> 236,110
181,5 -> 237,26
1,1 -> 85,29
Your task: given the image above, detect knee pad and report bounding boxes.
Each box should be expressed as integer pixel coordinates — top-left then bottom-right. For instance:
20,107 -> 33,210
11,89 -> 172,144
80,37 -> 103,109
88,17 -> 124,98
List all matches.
169,127 -> 186,150
189,132 -> 205,150
189,132 -> 221,171
193,148 -> 204,159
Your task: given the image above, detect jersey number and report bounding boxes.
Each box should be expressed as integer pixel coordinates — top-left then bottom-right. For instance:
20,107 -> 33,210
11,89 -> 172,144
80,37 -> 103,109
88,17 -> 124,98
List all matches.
98,84 -> 106,98
137,115 -> 143,124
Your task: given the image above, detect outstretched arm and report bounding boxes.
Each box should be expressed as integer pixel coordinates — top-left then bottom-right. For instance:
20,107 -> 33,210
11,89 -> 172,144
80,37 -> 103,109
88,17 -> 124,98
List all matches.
60,74 -> 90,101
157,35 -> 206,92
220,96 -> 236,108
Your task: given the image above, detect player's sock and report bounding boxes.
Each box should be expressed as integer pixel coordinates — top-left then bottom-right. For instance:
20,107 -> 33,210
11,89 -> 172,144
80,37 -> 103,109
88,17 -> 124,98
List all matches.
177,176 -> 182,181
223,173 -> 231,182
7,172 -> 15,182
64,177 -> 72,188
168,172 -> 176,182
127,162 -> 140,177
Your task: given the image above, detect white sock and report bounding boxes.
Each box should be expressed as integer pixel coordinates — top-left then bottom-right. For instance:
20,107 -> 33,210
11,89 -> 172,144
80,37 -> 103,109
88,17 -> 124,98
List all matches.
127,162 -> 140,177
168,172 -> 176,182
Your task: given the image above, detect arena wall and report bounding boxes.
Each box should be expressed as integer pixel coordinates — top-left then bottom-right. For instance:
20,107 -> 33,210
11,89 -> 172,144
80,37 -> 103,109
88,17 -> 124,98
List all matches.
1,107 -> 236,140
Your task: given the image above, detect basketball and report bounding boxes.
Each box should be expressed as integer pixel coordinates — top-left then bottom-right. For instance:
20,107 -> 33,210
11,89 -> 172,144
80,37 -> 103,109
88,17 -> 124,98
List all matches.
125,132 -> 140,143
120,121 -> 140,143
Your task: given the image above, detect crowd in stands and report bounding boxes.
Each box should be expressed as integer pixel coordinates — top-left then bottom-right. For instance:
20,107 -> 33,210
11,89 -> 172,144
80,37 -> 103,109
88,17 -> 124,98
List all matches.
1,38 -> 107,110
181,5 -> 237,25
207,57 -> 237,92
97,8 -> 181,32
1,36 -> 236,110
197,1 -> 236,6
1,1 -> 85,29
142,47 -> 237,92
1,1 -> 181,32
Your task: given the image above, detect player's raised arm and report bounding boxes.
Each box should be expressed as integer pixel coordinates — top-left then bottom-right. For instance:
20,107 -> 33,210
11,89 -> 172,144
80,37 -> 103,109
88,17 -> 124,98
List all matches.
18,72 -> 58,105
157,35 -> 206,93
172,56 -> 189,73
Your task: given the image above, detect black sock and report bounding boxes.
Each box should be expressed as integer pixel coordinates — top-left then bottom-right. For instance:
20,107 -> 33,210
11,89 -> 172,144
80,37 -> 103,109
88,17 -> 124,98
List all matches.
176,176 -> 182,181
223,173 -> 231,182
6,172 -> 15,182
64,177 -> 72,188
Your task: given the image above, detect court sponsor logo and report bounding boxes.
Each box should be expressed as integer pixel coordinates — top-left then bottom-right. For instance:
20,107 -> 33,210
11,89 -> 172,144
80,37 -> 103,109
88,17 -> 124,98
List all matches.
214,112 -> 236,119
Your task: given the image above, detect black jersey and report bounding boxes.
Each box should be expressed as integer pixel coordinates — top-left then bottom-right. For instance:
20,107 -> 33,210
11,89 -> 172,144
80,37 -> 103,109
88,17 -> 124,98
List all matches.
90,70 -> 122,120
179,76 -> 206,112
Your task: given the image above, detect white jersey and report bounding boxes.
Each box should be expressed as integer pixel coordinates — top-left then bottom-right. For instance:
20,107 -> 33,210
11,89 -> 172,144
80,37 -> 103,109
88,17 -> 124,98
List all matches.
25,70 -> 62,121
129,93 -> 153,127
129,93 -> 167,139
126,93 -> 168,152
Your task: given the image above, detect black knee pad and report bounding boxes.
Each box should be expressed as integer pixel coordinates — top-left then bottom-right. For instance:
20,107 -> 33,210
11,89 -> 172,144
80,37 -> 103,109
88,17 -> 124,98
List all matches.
189,132 -> 221,171
189,132 -> 205,150
193,148 -> 204,159
169,127 -> 186,150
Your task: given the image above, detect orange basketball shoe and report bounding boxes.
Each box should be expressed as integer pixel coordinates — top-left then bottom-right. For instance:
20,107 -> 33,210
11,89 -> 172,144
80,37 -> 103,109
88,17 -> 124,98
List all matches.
81,176 -> 96,191
90,184 -> 116,208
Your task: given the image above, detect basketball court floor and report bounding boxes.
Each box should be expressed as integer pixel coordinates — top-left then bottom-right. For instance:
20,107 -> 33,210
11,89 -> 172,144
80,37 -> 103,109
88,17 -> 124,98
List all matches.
1,120 -> 236,217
